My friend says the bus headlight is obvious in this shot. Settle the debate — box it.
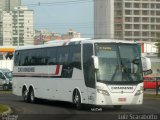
[97,89,110,96]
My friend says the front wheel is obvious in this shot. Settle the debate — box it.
[3,84,9,91]
[73,90,82,110]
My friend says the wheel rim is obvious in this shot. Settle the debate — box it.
[74,91,81,108]
[30,91,34,102]
[23,90,28,101]
[3,85,8,90]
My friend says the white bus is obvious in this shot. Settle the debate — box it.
[13,39,151,109]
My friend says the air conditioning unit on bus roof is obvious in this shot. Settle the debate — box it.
[46,38,91,45]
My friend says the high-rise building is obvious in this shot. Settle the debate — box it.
[94,0,160,42]
[0,6,34,46]
[0,11,13,46]
[0,0,21,12]
[12,6,34,46]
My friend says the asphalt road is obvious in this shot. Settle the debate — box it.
[0,91,160,120]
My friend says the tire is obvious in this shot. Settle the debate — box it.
[29,88,36,103]
[3,84,9,91]
[114,105,122,110]
[22,88,30,102]
[73,90,82,110]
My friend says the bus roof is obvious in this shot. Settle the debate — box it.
[15,38,138,51]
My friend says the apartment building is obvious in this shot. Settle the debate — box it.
[12,6,34,46]
[0,0,21,12]
[0,6,34,46]
[0,11,13,46]
[94,0,160,42]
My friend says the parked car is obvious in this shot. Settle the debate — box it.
[0,69,12,90]
[144,76,160,90]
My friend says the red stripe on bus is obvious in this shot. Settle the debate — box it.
[55,65,61,75]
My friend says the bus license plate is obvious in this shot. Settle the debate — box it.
[118,98,126,102]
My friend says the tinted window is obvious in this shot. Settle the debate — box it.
[14,51,20,66]
[69,45,81,69]
[83,44,95,88]
[57,47,69,65]
[47,47,57,65]
[27,49,47,66]
[19,50,28,66]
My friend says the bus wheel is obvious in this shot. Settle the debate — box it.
[114,105,122,110]
[73,90,82,110]
[29,88,36,103]
[22,88,29,102]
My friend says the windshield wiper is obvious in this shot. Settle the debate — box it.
[111,65,119,81]
[121,62,134,81]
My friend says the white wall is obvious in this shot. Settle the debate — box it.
[0,60,13,71]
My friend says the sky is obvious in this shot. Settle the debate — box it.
[21,0,94,37]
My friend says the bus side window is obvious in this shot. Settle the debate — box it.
[57,47,70,78]
[83,44,95,88]
[57,47,69,65]
[14,51,20,66]
[69,45,81,69]
[47,47,57,65]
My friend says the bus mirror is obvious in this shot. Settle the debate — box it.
[92,56,99,70]
[141,56,151,72]
[143,69,152,76]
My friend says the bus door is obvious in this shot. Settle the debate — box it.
[83,44,96,104]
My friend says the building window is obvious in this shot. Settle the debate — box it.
[142,25,149,29]
[142,3,148,8]
[151,4,155,8]
[142,17,149,22]
[151,25,155,29]
[125,31,132,36]
[142,11,148,15]
[156,25,160,30]
[142,32,148,36]
[125,17,132,22]
[151,11,155,16]
[134,10,140,15]
[134,25,140,29]
[134,32,140,36]
[151,18,155,22]
[156,4,160,8]
[156,18,160,22]
[134,3,140,8]
[156,11,160,16]
[125,10,132,15]
[125,3,132,8]
[134,17,140,22]
[125,24,132,29]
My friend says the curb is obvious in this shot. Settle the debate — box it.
[0,105,13,117]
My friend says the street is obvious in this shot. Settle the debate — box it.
[0,91,160,120]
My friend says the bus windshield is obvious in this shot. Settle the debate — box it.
[95,43,143,84]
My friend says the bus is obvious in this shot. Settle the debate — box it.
[13,39,151,109]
